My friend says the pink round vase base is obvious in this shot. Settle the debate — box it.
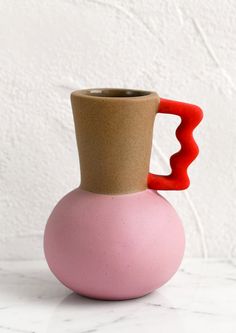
[44,188,185,300]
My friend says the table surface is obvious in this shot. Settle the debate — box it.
[0,259,235,333]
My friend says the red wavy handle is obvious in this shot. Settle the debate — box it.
[148,98,203,190]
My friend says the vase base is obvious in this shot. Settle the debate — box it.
[75,290,154,301]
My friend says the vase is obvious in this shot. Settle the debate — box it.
[44,88,203,300]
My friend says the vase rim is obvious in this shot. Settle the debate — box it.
[71,88,158,101]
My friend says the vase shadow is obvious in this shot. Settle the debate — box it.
[46,290,184,332]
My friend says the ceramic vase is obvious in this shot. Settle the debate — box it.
[44,88,203,300]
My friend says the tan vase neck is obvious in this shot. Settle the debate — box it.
[71,88,159,194]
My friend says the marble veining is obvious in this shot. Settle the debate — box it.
[0,259,235,332]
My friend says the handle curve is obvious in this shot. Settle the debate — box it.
[148,98,203,190]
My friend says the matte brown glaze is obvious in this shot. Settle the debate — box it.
[71,88,159,194]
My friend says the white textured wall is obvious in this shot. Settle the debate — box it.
[0,0,235,259]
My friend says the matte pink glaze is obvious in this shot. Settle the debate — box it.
[44,188,185,300]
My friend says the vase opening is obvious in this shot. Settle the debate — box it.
[80,88,152,98]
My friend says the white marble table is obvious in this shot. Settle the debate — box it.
[0,259,235,333]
